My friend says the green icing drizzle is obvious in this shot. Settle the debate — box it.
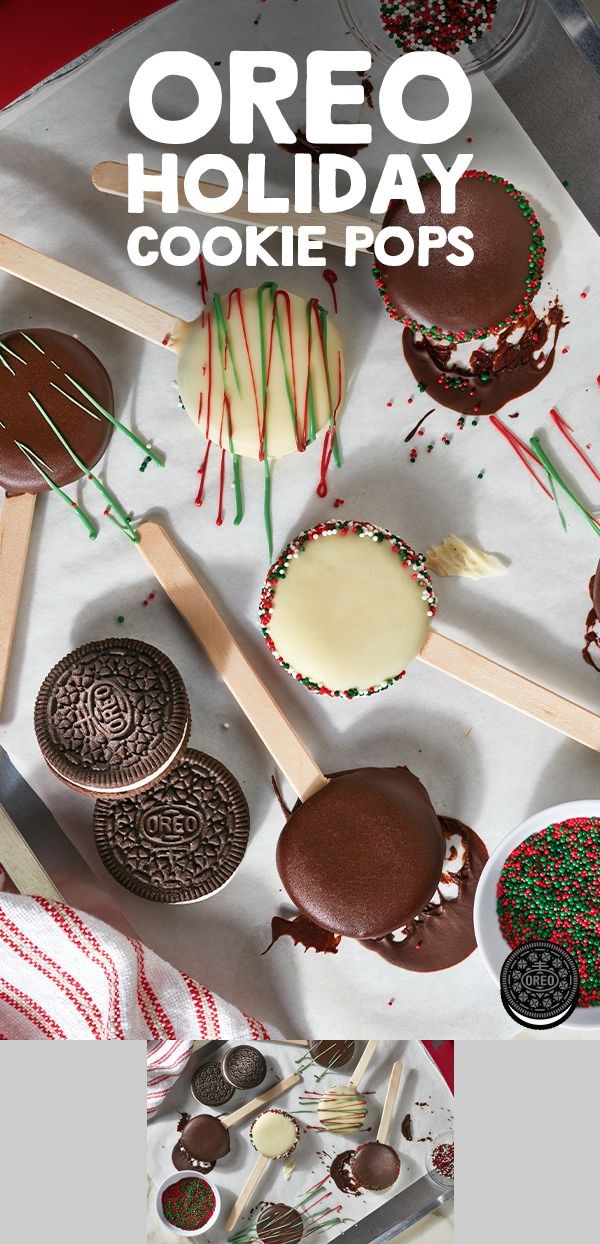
[28,393,139,542]
[530,435,600,538]
[58,375,164,468]
[213,302,243,526]
[15,441,97,539]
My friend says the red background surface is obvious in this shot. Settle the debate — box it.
[0,0,174,110]
[422,1040,454,1093]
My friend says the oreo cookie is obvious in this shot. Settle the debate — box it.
[192,1062,235,1107]
[93,748,250,903]
[222,1045,267,1090]
[35,638,190,799]
[500,940,580,1029]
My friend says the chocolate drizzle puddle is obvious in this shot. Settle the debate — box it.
[264,914,341,956]
[266,789,487,970]
[330,1150,362,1196]
[401,1113,413,1141]
[402,302,566,417]
[582,562,600,673]
[360,818,488,972]
[279,128,368,162]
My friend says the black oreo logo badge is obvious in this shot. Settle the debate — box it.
[139,804,203,847]
[500,940,580,1029]
[79,680,134,739]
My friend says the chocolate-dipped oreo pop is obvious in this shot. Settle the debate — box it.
[351,1140,400,1192]
[277,767,445,939]
[309,1041,355,1069]
[374,170,545,343]
[256,1204,304,1244]
[0,328,113,496]
[177,1112,230,1163]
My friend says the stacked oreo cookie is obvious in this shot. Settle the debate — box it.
[34,638,249,903]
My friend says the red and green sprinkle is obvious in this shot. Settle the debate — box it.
[259,519,437,699]
[431,1141,454,1181]
[162,1177,216,1231]
[497,817,600,1007]
[380,0,497,54]
[373,170,546,344]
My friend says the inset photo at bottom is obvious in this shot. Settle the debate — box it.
[147,1040,454,1243]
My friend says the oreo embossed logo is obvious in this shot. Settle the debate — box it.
[500,940,580,1029]
[79,681,133,740]
[139,805,203,847]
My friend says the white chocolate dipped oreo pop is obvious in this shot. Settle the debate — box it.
[176,286,344,461]
[260,519,437,697]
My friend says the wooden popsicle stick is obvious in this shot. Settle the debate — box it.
[278,1039,310,1046]
[0,233,178,348]
[136,521,328,802]
[223,1073,302,1129]
[377,1061,403,1145]
[420,629,600,752]
[0,802,64,901]
[349,1039,379,1090]
[92,160,378,252]
[226,1154,269,1232]
[0,492,36,712]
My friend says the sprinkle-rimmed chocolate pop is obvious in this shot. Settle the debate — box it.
[0,326,161,712]
[227,1110,301,1232]
[175,1073,301,1169]
[350,1060,403,1192]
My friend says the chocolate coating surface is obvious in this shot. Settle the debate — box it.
[352,1141,400,1191]
[171,1141,215,1174]
[594,562,600,620]
[378,174,537,337]
[256,1204,304,1244]
[309,1040,355,1068]
[179,1113,230,1161]
[277,768,445,939]
[0,329,113,495]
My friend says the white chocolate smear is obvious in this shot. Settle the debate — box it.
[426,535,507,580]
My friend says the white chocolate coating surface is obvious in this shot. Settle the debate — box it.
[316,1084,367,1133]
[250,1110,299,1159]
[265,525,432,693]
[176,287,344,460]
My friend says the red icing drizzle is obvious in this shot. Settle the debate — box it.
[227,288,264,459]
[318,352,343,498]
[195,441,211,507]
[198,254,208,306]
[323,268,338,313]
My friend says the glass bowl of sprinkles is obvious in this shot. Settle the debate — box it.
[156,1171,221,1237]
[426,1131,454,1187]
[338,0,537,74]
[474,800,600,1030]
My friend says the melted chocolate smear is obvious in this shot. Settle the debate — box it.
[405,408,435,443]
[171,1141,215,1174]
[582,565,600,673]
[402,303,567,417]
[401,1113,413,1142]
[279,129,368,163]
[272,775,291,820]
[359,818,488,971]
[331,1150,362,1196]
[357,72,375,109]
[263,914,341,956]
